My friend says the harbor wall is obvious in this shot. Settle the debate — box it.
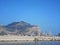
[0,35,60,41]
[0,35,34,41]
[37,36,60,41]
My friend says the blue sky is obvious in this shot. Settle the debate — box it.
[0,0,60,35]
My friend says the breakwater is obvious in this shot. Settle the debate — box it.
[0,35,60,42]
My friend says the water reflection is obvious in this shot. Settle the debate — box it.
[35,40,38,45]
[0,41,60,45]
[0,41,38,45]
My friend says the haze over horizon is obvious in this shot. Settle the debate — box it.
[0,0,60,35]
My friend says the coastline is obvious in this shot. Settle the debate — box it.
[0,35,60,42]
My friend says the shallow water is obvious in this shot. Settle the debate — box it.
[0,41,60,45]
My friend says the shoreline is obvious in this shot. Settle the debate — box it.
[0,40,60,43]
[0,35,60,42]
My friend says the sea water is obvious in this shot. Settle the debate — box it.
[0,41,60,45]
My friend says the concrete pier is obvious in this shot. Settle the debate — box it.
[0,35,60,42]
[0,35,34,41]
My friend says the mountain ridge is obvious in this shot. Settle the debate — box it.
[0,21,40,36]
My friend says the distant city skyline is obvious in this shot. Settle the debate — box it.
[0,0,60,35]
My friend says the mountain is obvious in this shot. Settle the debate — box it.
[0,25,9,35]
[5,21,32,31]
[0,21,40,36]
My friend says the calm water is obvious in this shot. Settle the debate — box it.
[0,41,60,45]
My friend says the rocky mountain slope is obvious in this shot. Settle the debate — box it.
[0,21,40,36]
